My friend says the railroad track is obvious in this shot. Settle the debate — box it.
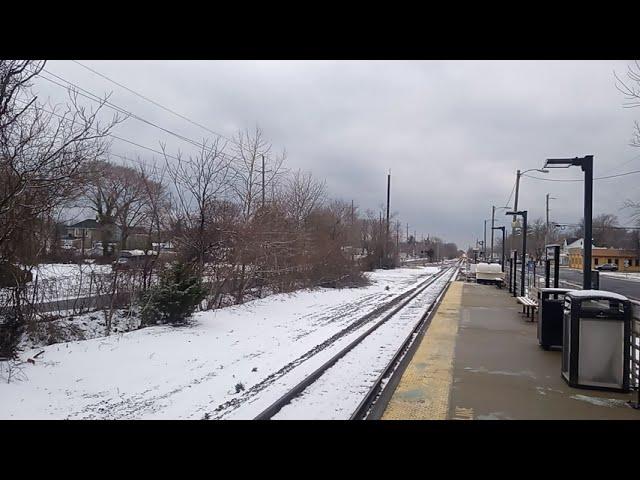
[253,263,459,420]
[208,264,457,419]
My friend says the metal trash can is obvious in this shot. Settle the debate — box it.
[537,288,573,350]
[562,290,631,392]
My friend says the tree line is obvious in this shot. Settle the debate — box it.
[0,60,460,357]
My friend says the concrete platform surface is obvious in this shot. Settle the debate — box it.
[382,281,639,420]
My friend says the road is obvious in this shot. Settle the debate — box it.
[518,265,640,301]
[513,265,640,301]
[557,268,639,301]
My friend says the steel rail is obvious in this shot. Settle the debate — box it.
[351,265,458,420]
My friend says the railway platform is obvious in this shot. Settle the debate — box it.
[381,281,639,420]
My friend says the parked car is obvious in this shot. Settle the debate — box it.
[113,250,159,270]
[596,263,618,271]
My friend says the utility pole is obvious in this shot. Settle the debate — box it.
[379,211,383,268]
[351,199,354,224]
[396,221,399,264]
[386,171,391,267]
[545,194,556,257]
[491,206,495,261]
[512,167,549,255]
[261,154,265,209]
[514,170,521,213]
[512,169,521,259]
[483,219,487,261]
[492,226,506,272]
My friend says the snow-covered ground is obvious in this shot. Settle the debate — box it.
[0,265,440,419]
[0,263,114,305]
[33,263,112,281]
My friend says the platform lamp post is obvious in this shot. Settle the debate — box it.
[491,206,511,262]
[506,210,527,297]
[512,168,548,253]
[482,219,491,261]
[544,156,593,290]
[492,226,506,272]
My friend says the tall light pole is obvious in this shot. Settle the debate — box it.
[514,168,549,212]
[491,206,510,261]
[512,168,548,252]
[506,210,528,297]
[492,226,506,272]
[544,156,594,290]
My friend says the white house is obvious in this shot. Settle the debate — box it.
[560,238,596,266]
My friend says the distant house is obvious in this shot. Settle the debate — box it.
[560,237,595,266]
[65,219,100,252]
[566,237,640,272]
[65,219,122,254]
[64,219,172,255]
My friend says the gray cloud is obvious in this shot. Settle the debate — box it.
[33,60,640,248]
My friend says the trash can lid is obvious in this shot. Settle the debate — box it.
[540,288,575,294]
[566,290,629,302]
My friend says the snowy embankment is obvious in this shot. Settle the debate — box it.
[0,265,439,419]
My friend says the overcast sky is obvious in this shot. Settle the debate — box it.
[32,60,640,248]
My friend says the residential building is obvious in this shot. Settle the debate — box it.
[65,219,100,252]
[568,242,640,272]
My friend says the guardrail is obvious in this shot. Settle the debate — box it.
[506,263,640,406]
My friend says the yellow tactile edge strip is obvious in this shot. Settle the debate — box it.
[381,281,463,420]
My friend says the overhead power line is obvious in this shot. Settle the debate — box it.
[71,60,233,144]
[552,222,640,230]
[524,169,640,182]
[37,68,237,163]
[11,96,187,175]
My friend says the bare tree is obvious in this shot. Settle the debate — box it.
[615,61,640,148]
[228,127,287,303]
[163,138,233,273]
[615,62,640,222]
[1,61,122,259]
[0,60,123,356]
[574,214,621,247]
[83,160,157,254]
[230,126,285,221]
[283,169,326,228]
